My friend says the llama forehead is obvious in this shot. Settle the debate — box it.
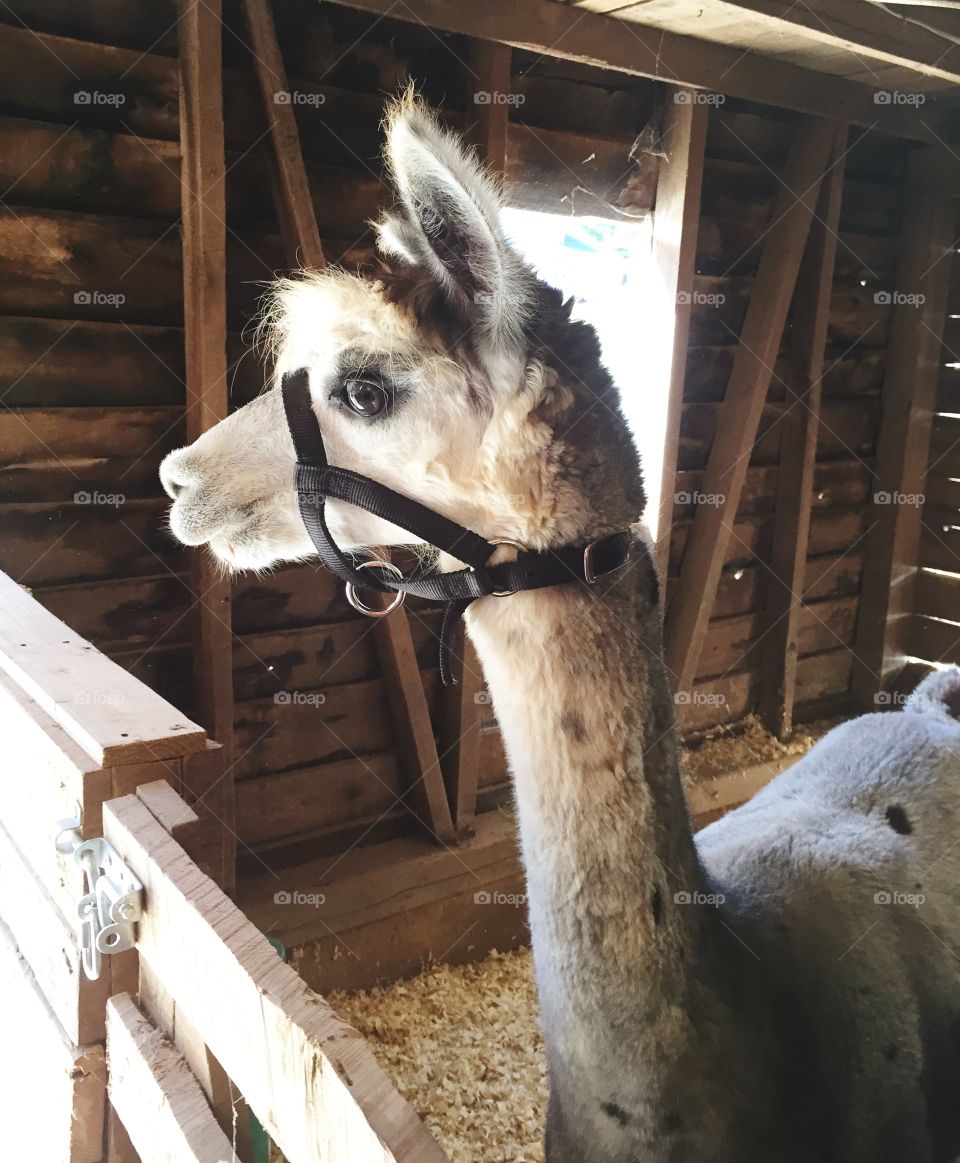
[270,271,418,373]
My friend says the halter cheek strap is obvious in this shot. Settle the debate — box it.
[281,368,634,685]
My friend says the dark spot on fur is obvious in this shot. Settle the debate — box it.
[602,1102,630,1126]
[651,886,663,926]
[663,1112,684,1132]
[885,805,912,835]
[559,709,587,744]
[884,1045,898,1061]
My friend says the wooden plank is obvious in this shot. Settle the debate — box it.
[331,0,941,141]
[761,124,847,739]
[0,921,106,1163]
[238,809,525,994]
[107,992,236,1163]
[438,638,484,836]
[685,755,795,819]
[851,148,958,705]
[103,793,450,1163]
[654,89,709,591]
[235,752,405,849]
[912,612,960,667]
[178,0,237,885]
[663,117,837,693]
[0,569,205,765]
[242,0,326,269]
[139,959,255,1163]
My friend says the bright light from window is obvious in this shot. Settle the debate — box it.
[502,207,673,539]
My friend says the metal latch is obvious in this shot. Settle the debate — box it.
[56,818,144,981]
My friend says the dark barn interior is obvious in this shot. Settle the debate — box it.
[1,0,959,1158]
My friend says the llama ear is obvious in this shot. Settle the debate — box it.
[377,93,531,347]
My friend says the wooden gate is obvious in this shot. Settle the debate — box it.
[0,569,449,1162]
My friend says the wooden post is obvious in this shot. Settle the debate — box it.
[653,91,709,595]
[178,0,237,879]
[663,116,836,694]
[464,39,512,173]
[242,0,325,269]
[760,124,847,739]
[851,147,958,707]
[244,1,455,843]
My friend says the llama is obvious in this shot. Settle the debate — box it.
[160,95,960,1162]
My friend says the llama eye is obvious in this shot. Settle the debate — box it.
[342,378,389,418]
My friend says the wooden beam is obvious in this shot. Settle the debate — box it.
[0,569,205,766]
[851,147,958,707]
[663,117,837,694]
[575,0,960,88]
[760,124,848,740]
[242,0,325,269]
[246,19,455,845]
[374,611,456,844]
[107,993,235,1163]
[463,40,512,174]
[438,640,484,837]
[654,91,709,594]
[103,793,450,1163]
[331,0,942,141]
[179,0,237,785]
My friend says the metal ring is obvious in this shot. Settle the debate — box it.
[345,557,406,618]
[487,538,526,598]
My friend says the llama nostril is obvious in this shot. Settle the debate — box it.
[159,451,196,501]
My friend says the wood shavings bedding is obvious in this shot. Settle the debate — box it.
[321,722,838,1161]
[331,949,547,1162]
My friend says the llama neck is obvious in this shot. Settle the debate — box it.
[466,549,747,1147]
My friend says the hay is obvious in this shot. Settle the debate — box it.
[331,949,547,1162]
[680,713,840,783]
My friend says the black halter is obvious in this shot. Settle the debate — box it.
[281,369,633,685]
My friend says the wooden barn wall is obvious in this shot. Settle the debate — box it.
[667,102,908,734]
[0,0,913,859]
[911,240,960,668]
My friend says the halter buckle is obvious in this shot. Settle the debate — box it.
[345,557,406,618]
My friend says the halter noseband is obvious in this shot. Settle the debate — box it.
[281,368,634,685]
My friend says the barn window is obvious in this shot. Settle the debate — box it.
[501,207,673,539]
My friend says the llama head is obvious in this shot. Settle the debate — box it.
[160,93,644,573]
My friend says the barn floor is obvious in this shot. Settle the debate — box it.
[331,948,546,1163]
[326,716,841,1162]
